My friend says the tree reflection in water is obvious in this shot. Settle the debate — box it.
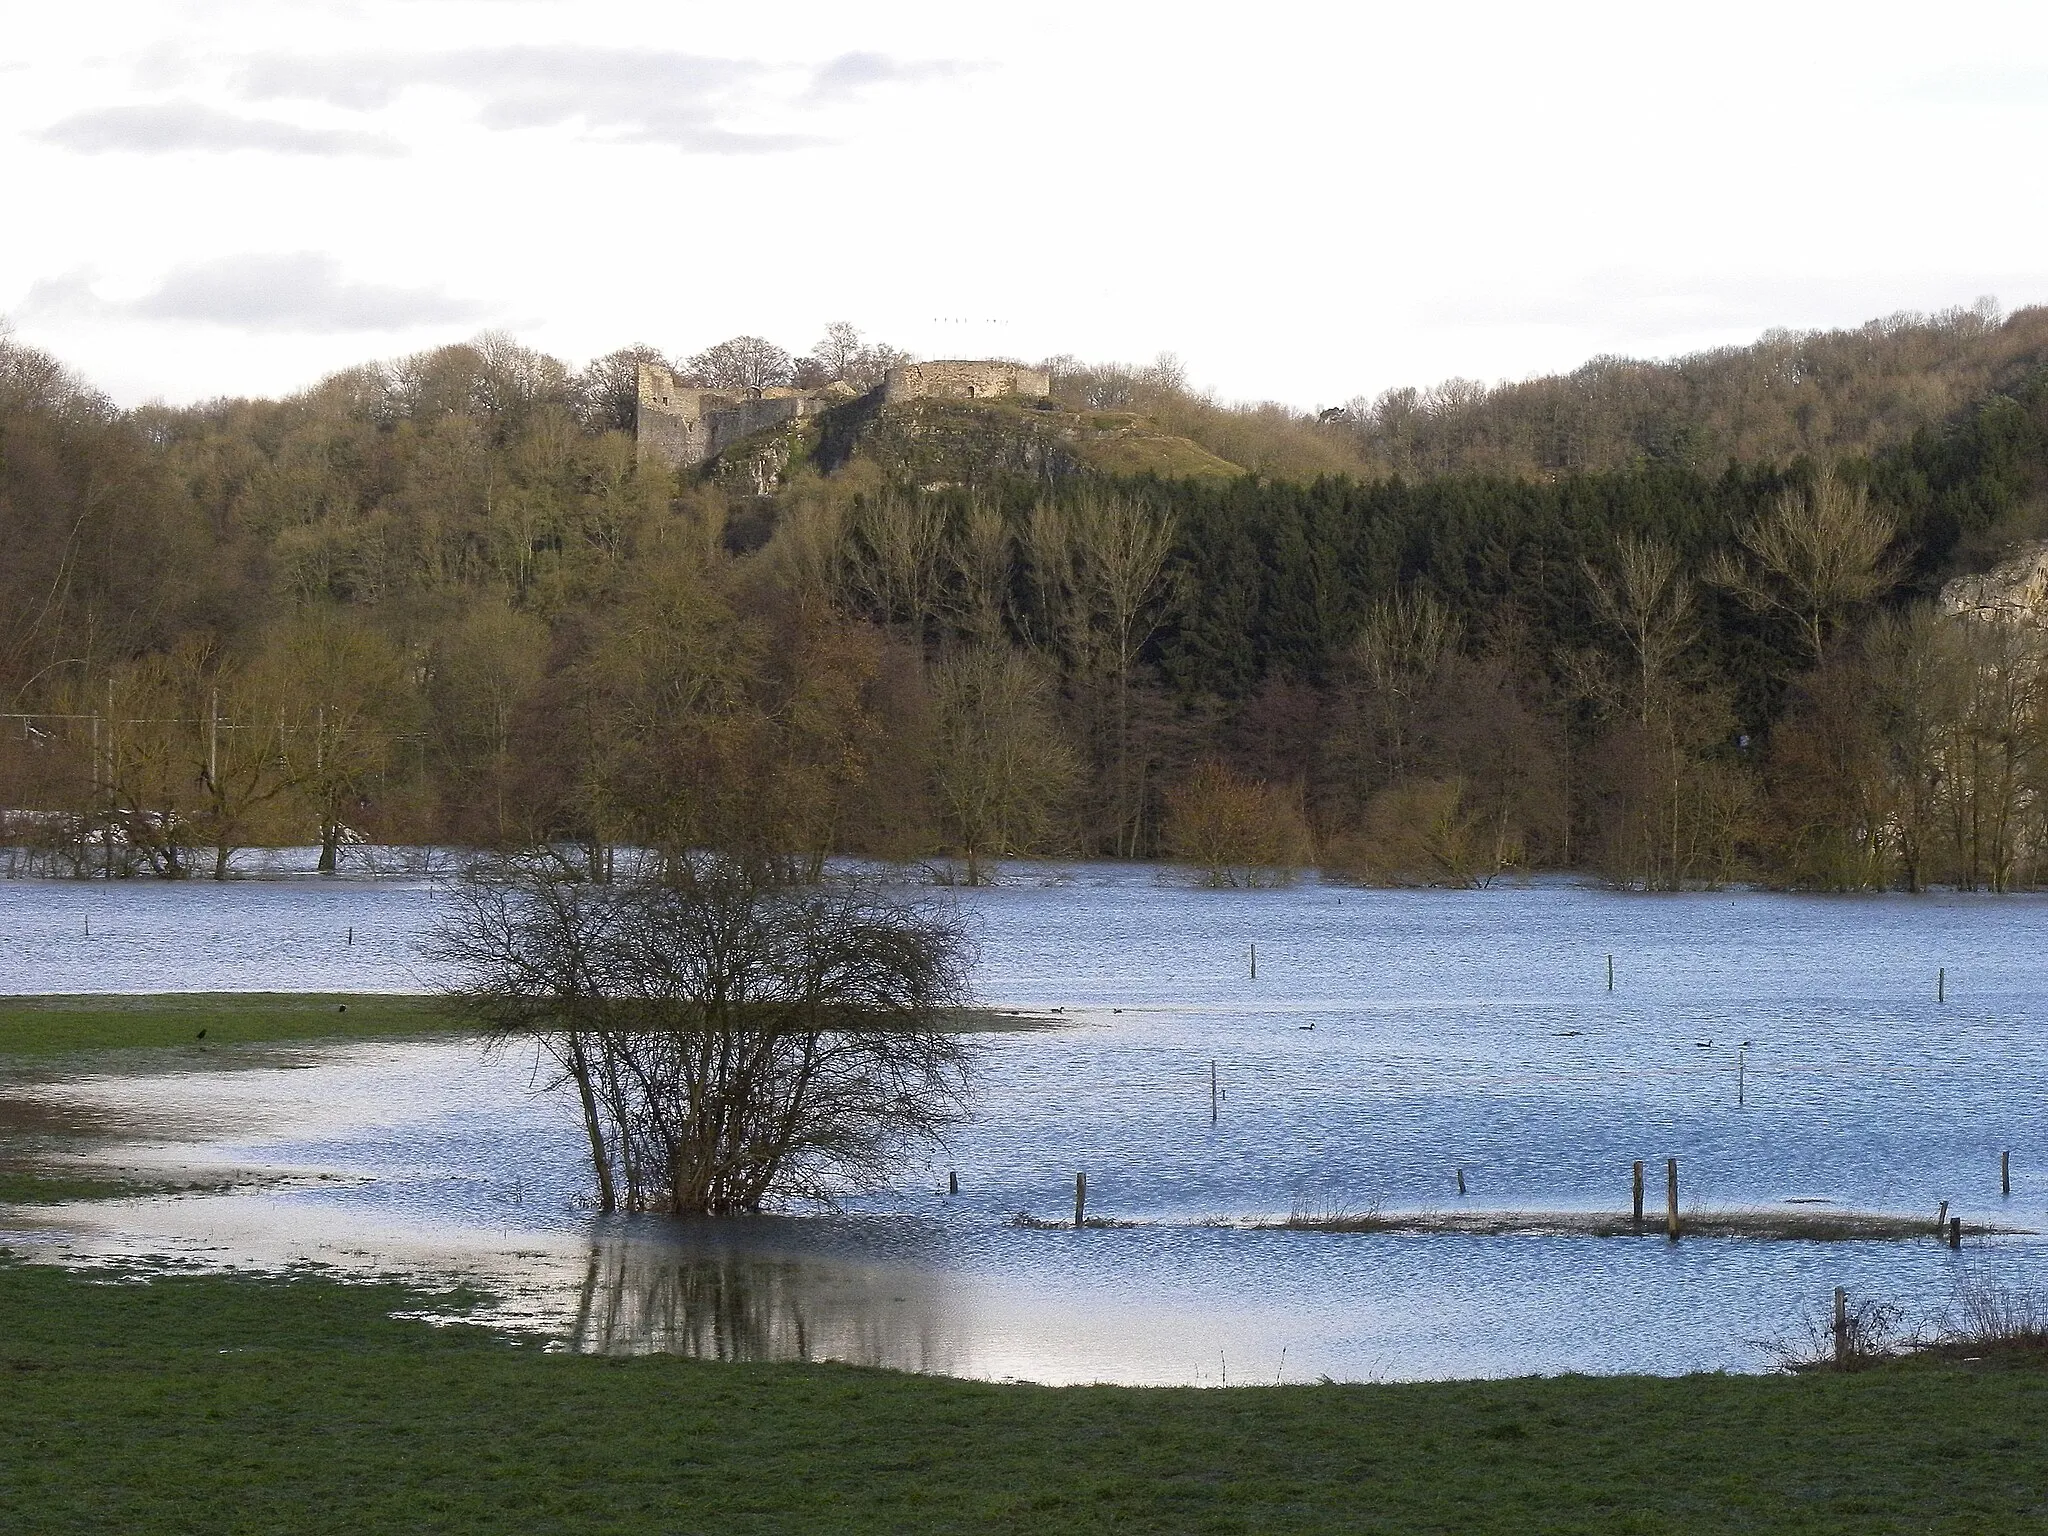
[568,1232,960,1374]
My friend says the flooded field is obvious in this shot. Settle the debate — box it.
[4,863,2047,1383]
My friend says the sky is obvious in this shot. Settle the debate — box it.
[4,0,2048,410]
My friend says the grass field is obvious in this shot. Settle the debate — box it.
[0,995,1050,1057]
[0,992,458,1056]
[1,1257,2045,1534]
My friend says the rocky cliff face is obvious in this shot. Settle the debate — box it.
[701,395,1243,496]
[1940,542,2048,627]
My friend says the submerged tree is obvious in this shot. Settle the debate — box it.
[1162,760,1311,887]
[431,858,976,1215]
[928,644,1077,883]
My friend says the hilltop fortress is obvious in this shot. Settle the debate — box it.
[635,358,1051,470]
[881,360,1051,403]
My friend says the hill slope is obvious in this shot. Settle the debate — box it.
[1334,302,2048,479]
[705,394,1244,496]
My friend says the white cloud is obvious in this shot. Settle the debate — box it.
[39,101,403,156]
[801,51,971,104]
[21,255,487,333]
[16,270,108,322]
[225,45,967,150]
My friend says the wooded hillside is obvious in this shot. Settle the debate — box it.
[5,305,2048,888]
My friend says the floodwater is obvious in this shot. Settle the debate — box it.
[4,861,2048,1384]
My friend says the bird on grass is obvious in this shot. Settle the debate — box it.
[195,1028,206,1040]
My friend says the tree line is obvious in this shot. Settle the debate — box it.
[5,316,2048,888]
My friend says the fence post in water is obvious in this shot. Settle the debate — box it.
[1210,1060,1219,1124]
[1075,1171,1087,1229]
[1938,967,1945,1004]
[1949,1216,1963,1250]
[948,1170,957,1196]
[1250,943,1257,981]
[1833,1286,1849,1366]
[2003,1150,2011,1197]
[1607,954,1614,992]
[347,926,353,946]
[1633,1161,1645,1231]
[1666,1158,1680,1241]
[1456,1167,1466,1196]
[1938,1200,1948,1239]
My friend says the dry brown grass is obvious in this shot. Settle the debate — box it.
[1231,1205,2025,1243]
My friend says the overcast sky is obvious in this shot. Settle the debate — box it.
[5,0,2048,409]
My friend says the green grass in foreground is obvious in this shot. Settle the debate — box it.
[0,996,1044,1057]
[0,993,457,1056]
[1,1259,2045,1533]
[0,1171,231,1204]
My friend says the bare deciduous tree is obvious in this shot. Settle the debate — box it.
[1338,776,1515,888]
[432,858,976,1216]
[849,494,948,643]
[274,613,416,873]
[1584,535,1699,725]
[1710,467,1905,665]
[685,336,795,393]
[946,500,1013,647]
[571,344,673,433]
[1348,590,1462,787]
[928,644,1077,883]
[1162,760,1310,887]
[809,322,868,385]
[1863,607,1961,891]
[1026,492,1178,856]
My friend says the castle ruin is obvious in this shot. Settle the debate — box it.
[880,360,1051,403]
[633,364,845,470]
[636,358,1051,470]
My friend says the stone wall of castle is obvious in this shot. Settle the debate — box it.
[637,359,1051,472]
[636,364,828,469]
[880,360,1050,404]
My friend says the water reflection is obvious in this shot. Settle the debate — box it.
[569,1227,958,1372]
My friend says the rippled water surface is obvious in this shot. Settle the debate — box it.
[4,864,2047,1383]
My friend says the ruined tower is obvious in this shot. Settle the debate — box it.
[880,360,1051,403]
